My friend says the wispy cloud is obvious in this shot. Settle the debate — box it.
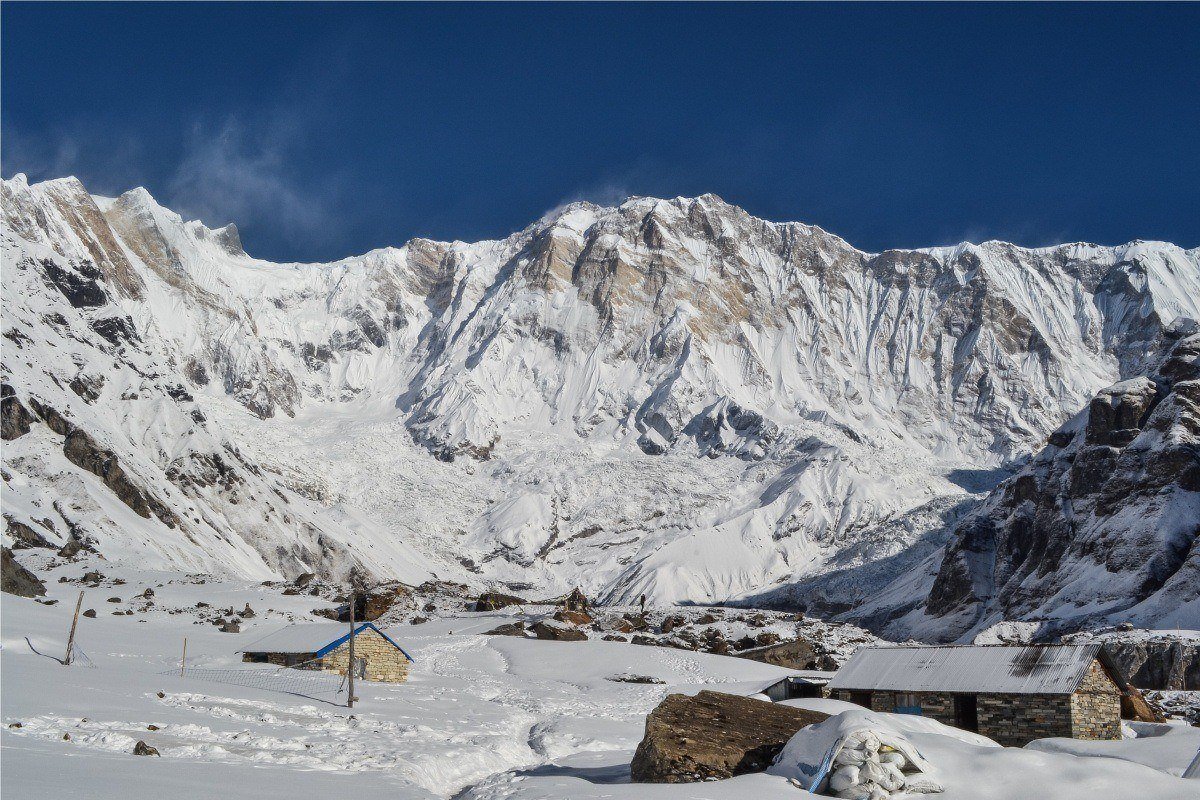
[166,116,330,246]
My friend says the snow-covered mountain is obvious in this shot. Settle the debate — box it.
[3,173,1198,632]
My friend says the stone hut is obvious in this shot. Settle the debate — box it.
[829,644,1127,746]
[240,622,414,683]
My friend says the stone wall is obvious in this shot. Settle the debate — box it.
[319,628,410,683]
[978,694,1073,746]
[1070,660,1121,740]
[836,687,1112,747]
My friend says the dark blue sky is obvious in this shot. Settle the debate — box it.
[4,3,1198,261]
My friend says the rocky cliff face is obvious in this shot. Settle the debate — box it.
[883,331,1199,640]
[2,172,1198,624]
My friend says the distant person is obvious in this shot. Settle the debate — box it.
[639,594,646,614]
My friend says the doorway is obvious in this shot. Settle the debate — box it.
[954,694,979,731]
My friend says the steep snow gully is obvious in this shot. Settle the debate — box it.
[3,173,1199,639]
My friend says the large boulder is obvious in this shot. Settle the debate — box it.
[630,690,828,783]
[736,637,839,671]
[474,591,526,612]
[531,620,587,641]
[2,547,46,597]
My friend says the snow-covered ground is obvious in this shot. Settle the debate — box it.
[4,559,1198,799]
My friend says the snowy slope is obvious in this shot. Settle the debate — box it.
[3,173,1199,621]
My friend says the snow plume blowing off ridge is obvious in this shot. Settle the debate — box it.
[2,172,1199,638]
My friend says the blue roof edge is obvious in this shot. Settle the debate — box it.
[314,622,416,663]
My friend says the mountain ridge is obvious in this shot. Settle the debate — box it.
[3,172,1198,639]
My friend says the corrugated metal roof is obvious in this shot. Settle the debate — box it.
[828,644,1107,695]
[238,622,414,661]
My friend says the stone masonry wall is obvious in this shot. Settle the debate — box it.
[978,694,1073,746]
[319,628,410,683]
[1070,660,1121,740]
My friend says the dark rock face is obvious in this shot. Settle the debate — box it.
[926,333,1200,638]
[2,547,46,597]
[474,591,526,612]
[4,517,55,550]
[630,690,828,783]
[1093,636,1200,690]
[41,258,108,308]
[1,385,34,440]
[89,315,140,347]
[483,622,528,637]
[531,621,587,641]
[62,429,179,528]
[736,637,839,671]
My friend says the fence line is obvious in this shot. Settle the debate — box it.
[162,658,348,699]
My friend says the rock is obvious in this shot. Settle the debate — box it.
[531,621,587,641]
[754,632,782,647]
[660,615,685,634]
[483,622,528,637]
[4,517,54,549]
[141,588,155,599]
[608,673,665,684]
[696,613,719,625]
[630,690,829,783]
[736,637,827,670]
[62,429,177,527]
[219,620,241,633]
[147,724,160,731]
[294,572,316,588]
[2,547,46,597]
[63,733,71,741]
[281,587,301,595]
[1,385,34,440]
[82,609,96,618]
[132,740,160,756]
[1079,634,1200,690]
[8,722,22,729]
[602,634,629,642]
[553,609,592,626]
[410,616,429,625]
[240,603,255,618]
[622,613,651,631]
[1121,687,1167,722]
[82,569,104,584]
[107,597,122,603]
[732,635,758,651]
[474,591,526,612]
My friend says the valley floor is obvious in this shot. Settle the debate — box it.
[2,561,1198,799]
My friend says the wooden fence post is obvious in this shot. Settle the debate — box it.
[64,591,84,666]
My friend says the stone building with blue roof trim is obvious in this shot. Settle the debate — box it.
[240,622,414,683]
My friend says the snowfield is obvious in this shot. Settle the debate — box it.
[3,561,1198,799]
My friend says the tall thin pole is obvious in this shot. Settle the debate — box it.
[347,589,356,709]
[180,637,188,678]
[64,591,84,666]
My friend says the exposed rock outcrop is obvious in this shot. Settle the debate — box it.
[922,333,1200,639]
[630,690,828,783]
[2,547,47,597]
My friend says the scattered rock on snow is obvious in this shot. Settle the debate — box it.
[132,740,160,756]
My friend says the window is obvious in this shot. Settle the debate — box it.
[894,693,923,715]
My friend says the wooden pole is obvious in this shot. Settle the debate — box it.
[180,637,188,678]
[64,591,84,666]
[347,589,356,709]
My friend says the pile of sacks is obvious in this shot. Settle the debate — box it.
[768,709,948,799]
[822,728,942,798]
